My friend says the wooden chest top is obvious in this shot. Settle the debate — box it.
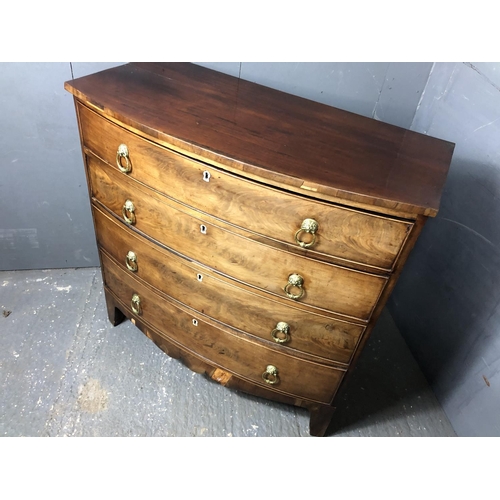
[64,62,454,218]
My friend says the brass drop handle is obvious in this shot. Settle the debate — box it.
[294,218,319,248]
[122,199,136,225]
[271,322,290,344]
[131,293,141,315]
[262,365,279,385]
[116,144,132,173]
[125,251,138,272]
[284,273,305,300]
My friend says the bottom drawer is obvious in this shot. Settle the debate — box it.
[102,254,345,404]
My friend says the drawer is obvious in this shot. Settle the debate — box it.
[95,207,365,364]
[102,255,345,404]
[88,155,387,320]
[79,103,413,271]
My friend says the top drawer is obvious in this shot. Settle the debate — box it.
[78,103,413,272]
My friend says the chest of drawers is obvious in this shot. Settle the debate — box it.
[65,62,454,436]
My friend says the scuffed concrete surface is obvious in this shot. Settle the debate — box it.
[77,378,109,413]
[0,268,456,437]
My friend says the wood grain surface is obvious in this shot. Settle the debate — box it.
[65,62,454,217]
[94,206,365,364]
[79,102,413,272]
[104,288,341,435]
[87,155,388,320]
[101,256,345,403]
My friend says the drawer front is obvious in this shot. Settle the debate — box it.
[95,207,365,364]
[88,155,387,320]
[79,103,413,271]
[102,255,345,403]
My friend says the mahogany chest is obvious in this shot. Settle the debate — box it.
[65,62,453,436]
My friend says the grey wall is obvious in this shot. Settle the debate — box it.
[387,62,500,436]
[0,63,123,271]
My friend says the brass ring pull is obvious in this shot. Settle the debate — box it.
[116,144,132,173]
[262,365,279,385]
[294,218,319,249]
[125,251,138,272]
[131,293,141,315]
[271,322,290,344]
[122,199,136,225]
[284,273,305,300]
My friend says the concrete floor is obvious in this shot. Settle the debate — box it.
[0,267,456,437]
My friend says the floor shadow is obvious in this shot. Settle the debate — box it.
[324,309,455,436]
